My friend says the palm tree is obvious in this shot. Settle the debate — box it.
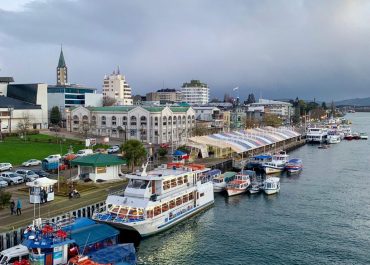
[121,139,147,171]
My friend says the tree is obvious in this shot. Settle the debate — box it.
[321,102,327,110]
[17,113,31,139]
[245,93,256,104]
[0,190,11,208]
[177,145,190,154]
[192,123,209,136]
[243,117,260,129]
[158,146,168,157]
[263,113,282,127]
[103,96,117,106]
[121,139,147,171]
[50,106,62,125]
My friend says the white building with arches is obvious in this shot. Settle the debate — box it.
[66,105,196,145]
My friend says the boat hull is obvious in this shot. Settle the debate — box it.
[264,188,280,195]
[213,183,226,193]
[263,166,284,174]
[98,201,214,238]
[226,188,247,197]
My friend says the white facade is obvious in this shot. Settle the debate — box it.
[181,80,209,105]
[248,99,293,122]
[103,70,133,105]
[66,106,196,145]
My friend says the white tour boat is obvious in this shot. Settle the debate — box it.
[360,132,368,140]
[327,134,341,144]
[262,152,289,174]
[263,177,280,195]
[306,127,328,143]
[212,171,236,193]
[92,163,214,237]
[226,170,252,197]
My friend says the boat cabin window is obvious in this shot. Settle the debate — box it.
[200,193,204,197]
[177,176,184,185]
[189,192,194,200]
[128,179,149,189]
[147,209,154,218]
[154,206,161,216]
[184,175,188,183]
[161,202,169,212]
[163,180,171,190]
[169,200,176,209]
[176,197,182,206]
[170,178,177,188]
[183,194,189,203]
[213,178,222,183]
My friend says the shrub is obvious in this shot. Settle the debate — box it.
[0,191,12,208]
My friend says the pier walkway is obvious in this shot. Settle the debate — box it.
[0,181,125,233]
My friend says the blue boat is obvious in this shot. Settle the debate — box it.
[285,158,303,174]
[246,155,272,170]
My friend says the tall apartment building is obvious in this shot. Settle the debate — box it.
[146,88,183,103]
[181,80,209,105]
[102,67,133,105]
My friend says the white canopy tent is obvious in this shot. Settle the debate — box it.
[26,177,58,203]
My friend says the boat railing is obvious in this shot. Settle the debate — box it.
[93,212,145,223]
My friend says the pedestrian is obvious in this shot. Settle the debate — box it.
[40,189,44,204]
[16,198,22,216]
[43,189,48,203]
[10,200,15,215]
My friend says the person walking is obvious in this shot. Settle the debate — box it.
[40,189,44,204]
[10,200,15,215]
[16,198,22,216]
[43,189,48,203]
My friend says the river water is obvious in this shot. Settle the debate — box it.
[136,113,370,265]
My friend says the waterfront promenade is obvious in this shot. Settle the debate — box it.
[0,181,125,233]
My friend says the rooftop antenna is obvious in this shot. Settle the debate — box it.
[117,65,120,75]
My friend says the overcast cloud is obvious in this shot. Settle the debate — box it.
[0,0,370,101]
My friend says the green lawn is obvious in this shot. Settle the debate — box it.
[0,134,85,166]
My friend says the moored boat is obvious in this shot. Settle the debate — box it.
[263,177,280,195]
[212,171,236,192]
[262,152,289,174]
[226,170,253,197]
[360,132,368,140]
[92,163,214,237]
[246,155,272,170]
[327,134,341,144]
[285,159,303,174]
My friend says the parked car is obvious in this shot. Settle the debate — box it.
[22,159,42,167]
[76,149,93,157]
[0,172,24,185]
[107,145,120,154]
[33,169,50,178]
[45,154,61,160]
[0,179,8,188]
[15,169,39,182]
[94,148,107,154]
[0,163,12,172]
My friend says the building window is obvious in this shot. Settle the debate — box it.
[140,116,147,126]
[101,116,106,126]
[130,129,136,136]
[130,116,137,126]
[154,117,158,126]
[163,116,167,126]
[122,116,127,126]
[112,116,117,126]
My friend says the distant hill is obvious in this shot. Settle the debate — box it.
[335,97,370,107]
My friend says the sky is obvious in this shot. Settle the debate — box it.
[0,0,370,101]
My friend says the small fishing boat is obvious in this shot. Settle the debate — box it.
[212,171,237,192]
[352,132,361,140]
[327,135,341,144]
[249,182,263,194]
[226,170,253,197]
[263,177,280,195]
[344,133,353,140]
[262,152,289,174]
[360,132,368,140]
[318,144,330,149]
[285,159,303,174]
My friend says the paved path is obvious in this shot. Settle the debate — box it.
[0,181,126,233]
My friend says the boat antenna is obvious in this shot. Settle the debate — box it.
[141,161,149,177]
[80,233,91,257]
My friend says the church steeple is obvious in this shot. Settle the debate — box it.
[57,45,68,85]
